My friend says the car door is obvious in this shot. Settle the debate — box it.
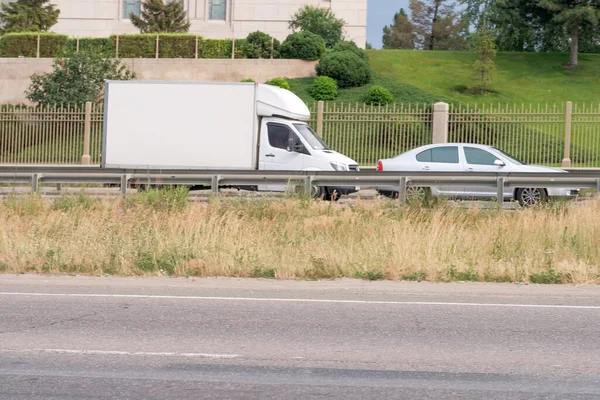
[414,145,464,197]
[462,146,512,199]
[258,122,307,192]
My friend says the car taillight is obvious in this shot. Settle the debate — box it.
[376,160,383,172]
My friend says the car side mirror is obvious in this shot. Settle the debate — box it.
[494,159,505,167]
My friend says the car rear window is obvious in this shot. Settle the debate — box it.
[417,147,459,164]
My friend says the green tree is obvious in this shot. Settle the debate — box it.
[537,0,600,66]
[410,0,468,50]
[0,0,59,34]
[382,8,416,49]
[471,21,496,94]
[130,0,190,33]
[289,5,345,48]
[26,51,135,106]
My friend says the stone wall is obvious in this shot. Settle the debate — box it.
[0,58,317,104]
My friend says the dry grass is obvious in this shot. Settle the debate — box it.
[0,190,599,284]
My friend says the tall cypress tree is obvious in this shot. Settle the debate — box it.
[130,0,191,33]
[0,0,60,34]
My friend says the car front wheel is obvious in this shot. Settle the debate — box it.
[516,188,548,207]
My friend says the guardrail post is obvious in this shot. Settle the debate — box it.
[304,176,313,197]
[562,101,573,168]
[316,101,324,138]
[432,102,449,144]
[56,183,62,191]
[81,102,92,165]
[496,177,505,205]
[36,35,40,58]
[211,175,221,196]
[596,178,600,193]
[120,174,132,195]
[398,177,407,204]
[155,35,160,59]
[31,173,42,193]
[195,35,199,59]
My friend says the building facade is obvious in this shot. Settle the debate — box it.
[10,0,367,48]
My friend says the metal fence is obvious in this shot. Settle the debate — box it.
[1,101,599,168]
[449,102,600,168]
[308,102,433,165]
[0,104,103,165]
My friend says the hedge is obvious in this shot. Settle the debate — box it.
[65,38,115,57]
[0,34,254,59]
[0,33,69,57]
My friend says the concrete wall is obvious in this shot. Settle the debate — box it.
[15,0,367,48]
[0,58,318,104]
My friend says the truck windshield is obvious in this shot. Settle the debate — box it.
[293,124,329,151]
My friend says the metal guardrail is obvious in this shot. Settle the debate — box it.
[0,166,599,204]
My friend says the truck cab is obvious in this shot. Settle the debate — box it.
[254,84,359,199]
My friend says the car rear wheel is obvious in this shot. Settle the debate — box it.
[516,188,547,207]
[406,186,430,204]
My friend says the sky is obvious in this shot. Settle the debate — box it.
[367,0,409,49]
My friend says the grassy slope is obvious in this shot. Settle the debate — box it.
[359,50,600,105]
[289,50,600,105]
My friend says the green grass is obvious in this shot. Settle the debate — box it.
[366,50,600,105]
[289,50,600,105]
[288,73,450,105]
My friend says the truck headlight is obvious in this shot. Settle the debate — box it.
[330,162,348,171]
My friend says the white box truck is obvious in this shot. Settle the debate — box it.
[102,80,359,200]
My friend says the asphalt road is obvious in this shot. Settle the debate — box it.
[1,275,600,399]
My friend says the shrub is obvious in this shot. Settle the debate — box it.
[157,34,196,58]
[315,51,371,88]
[199,38,232,58]
[266,77,291,90]
[0,32,68,57]
[332,40,368,61]
[310,76,338,100]
[280,31,326,61]
[243,31,280,59]
[112,34,155,58]
[240,78,255,82]
[366,85,394,105]
[65,37,115,57]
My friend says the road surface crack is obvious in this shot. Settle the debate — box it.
[0,311,99,335]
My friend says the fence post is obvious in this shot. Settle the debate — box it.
[432,102,449,144]
[36,35,40,58]
[115,35,119,58]
[81,102,92,165]
[155,35,160,59]
[562,101,573,168]
[316,101,324,137]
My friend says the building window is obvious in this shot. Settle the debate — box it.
[209,0,226,20]
[123,0,141,19]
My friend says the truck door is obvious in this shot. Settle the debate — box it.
[258,122,307,192]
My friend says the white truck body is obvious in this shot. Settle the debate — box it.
[102,80,359,195]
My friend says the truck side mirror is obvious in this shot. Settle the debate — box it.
[287,137,303,153]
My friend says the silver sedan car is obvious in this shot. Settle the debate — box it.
[375,143,580,207]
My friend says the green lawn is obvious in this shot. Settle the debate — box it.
[289,50,600,106]
[360,50,600,105]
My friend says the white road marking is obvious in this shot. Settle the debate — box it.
[1,291,600,310]
[1,348,240,359]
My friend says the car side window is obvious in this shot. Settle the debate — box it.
[431,146,459,163]
[416,149,432,162]
[267,124,290,150]
[464,147,499,165]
